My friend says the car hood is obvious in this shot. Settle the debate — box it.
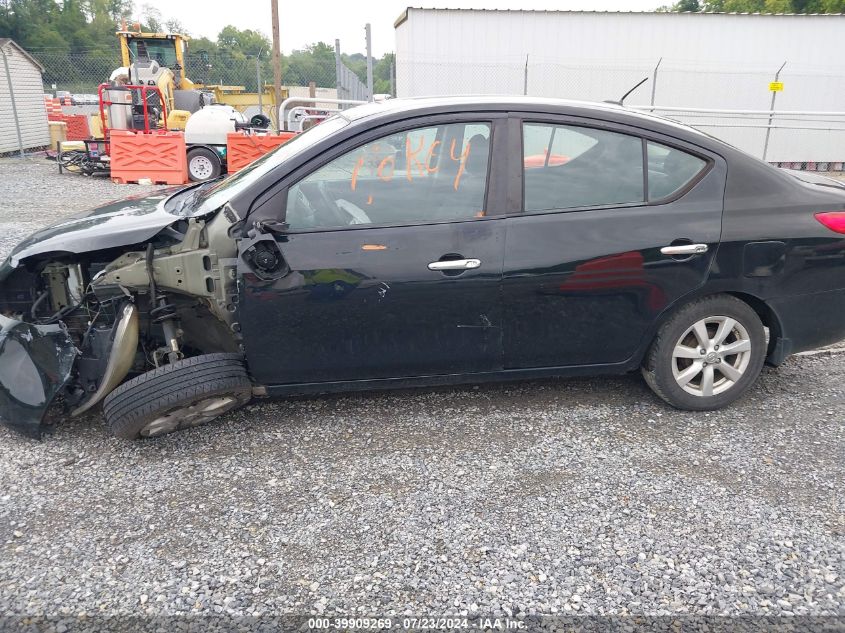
[6,186,192,267]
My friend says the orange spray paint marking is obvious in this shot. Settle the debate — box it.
[350,154,366,191]
[450,139,472,190]
[377,155,395,181]
[425,140,441,173]
[405,135,427,181]
[367,194,374,205]
[361,244,387,251]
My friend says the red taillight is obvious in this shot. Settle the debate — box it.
[814,211,845,234]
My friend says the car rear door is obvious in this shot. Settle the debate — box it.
[503,115,727,369]
[237,115,509,385]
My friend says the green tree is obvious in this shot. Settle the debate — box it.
[164,18,187,35]
[217,25,270,56]
[661,0,845,10]
[286,42,335,87]
[675,0,702,10]
[140,3,161,32]
[374,52,395,95]
[0,3,399,96]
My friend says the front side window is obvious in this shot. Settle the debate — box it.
[647,141,707,200]
[285,122,491,230]
[523,123,644,212]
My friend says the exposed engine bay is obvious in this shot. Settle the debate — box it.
[0,205,243,436]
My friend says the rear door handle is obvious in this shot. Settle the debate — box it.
[660,243,708,256]
[428,258,481,271]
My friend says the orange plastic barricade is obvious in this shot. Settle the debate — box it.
[62,115,90,141]
[226,131,295,173]
[110,130,188,185]
[44,98,89,140]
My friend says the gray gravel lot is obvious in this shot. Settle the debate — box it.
[0,157,842,621]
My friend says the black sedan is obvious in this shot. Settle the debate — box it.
[3,96,845,439]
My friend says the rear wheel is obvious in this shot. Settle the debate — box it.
[102,353,252,439]
[642,295,766,410]
[187,147,222,182]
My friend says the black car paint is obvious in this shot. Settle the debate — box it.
[0,315,77,437]
[501,116,726,369]
[230,98,845,395]
[239,113,511,384]
[3,97,845,435]
[4,187,195,267]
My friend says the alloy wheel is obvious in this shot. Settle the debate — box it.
[140,396,241,437]
[671,315,752,397]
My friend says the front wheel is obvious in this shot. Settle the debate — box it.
[102,353,253,439]
[642,295,766,410]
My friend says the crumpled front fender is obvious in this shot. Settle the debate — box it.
[0,315,77,438]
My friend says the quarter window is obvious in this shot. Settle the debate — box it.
[647,141,707,200]
[523,123,645,212]
[285,122,491,230]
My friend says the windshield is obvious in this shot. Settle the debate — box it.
[195,116,350,214]
[129,39,178,67]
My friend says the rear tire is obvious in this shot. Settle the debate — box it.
[642,295,766,410]
[102,353,252,439]
[187,147,222,182]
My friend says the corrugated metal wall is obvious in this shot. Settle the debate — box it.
[395,10,845,162]
[0,41,49,154]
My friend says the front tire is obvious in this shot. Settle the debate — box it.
[187,147,222,182]
[642,295,766,410]
[102,353,252,439]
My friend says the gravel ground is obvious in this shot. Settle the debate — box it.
[0,157,843,623]
[0,156,165,260]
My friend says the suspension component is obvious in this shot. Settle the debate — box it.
[146,243,183,365]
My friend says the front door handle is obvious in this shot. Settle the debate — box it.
[660,243,708,256]
[427,258,481,271]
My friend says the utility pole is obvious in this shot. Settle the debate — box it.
[256,49,263,118]
[271,0,283,131]
[335,39,343,104]
[365,23,374,101]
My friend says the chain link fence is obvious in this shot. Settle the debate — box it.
[19,49,845,166]
[31,49,339,97]
[396,56,845,165]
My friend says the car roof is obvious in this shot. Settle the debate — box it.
[341,95,715,145]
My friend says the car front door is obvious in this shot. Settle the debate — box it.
[238,116,508,385]
[503,117,727,369]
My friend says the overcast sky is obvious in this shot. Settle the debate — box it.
[140,0,660,57]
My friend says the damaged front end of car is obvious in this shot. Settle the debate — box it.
[0,190,244,437]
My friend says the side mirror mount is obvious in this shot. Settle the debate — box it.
[254,219,289,235]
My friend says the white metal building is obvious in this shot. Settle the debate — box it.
[394,9,845,163]
[0,39,49,155]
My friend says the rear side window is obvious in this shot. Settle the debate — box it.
[647,141,707,200]
[523,123,645,212]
